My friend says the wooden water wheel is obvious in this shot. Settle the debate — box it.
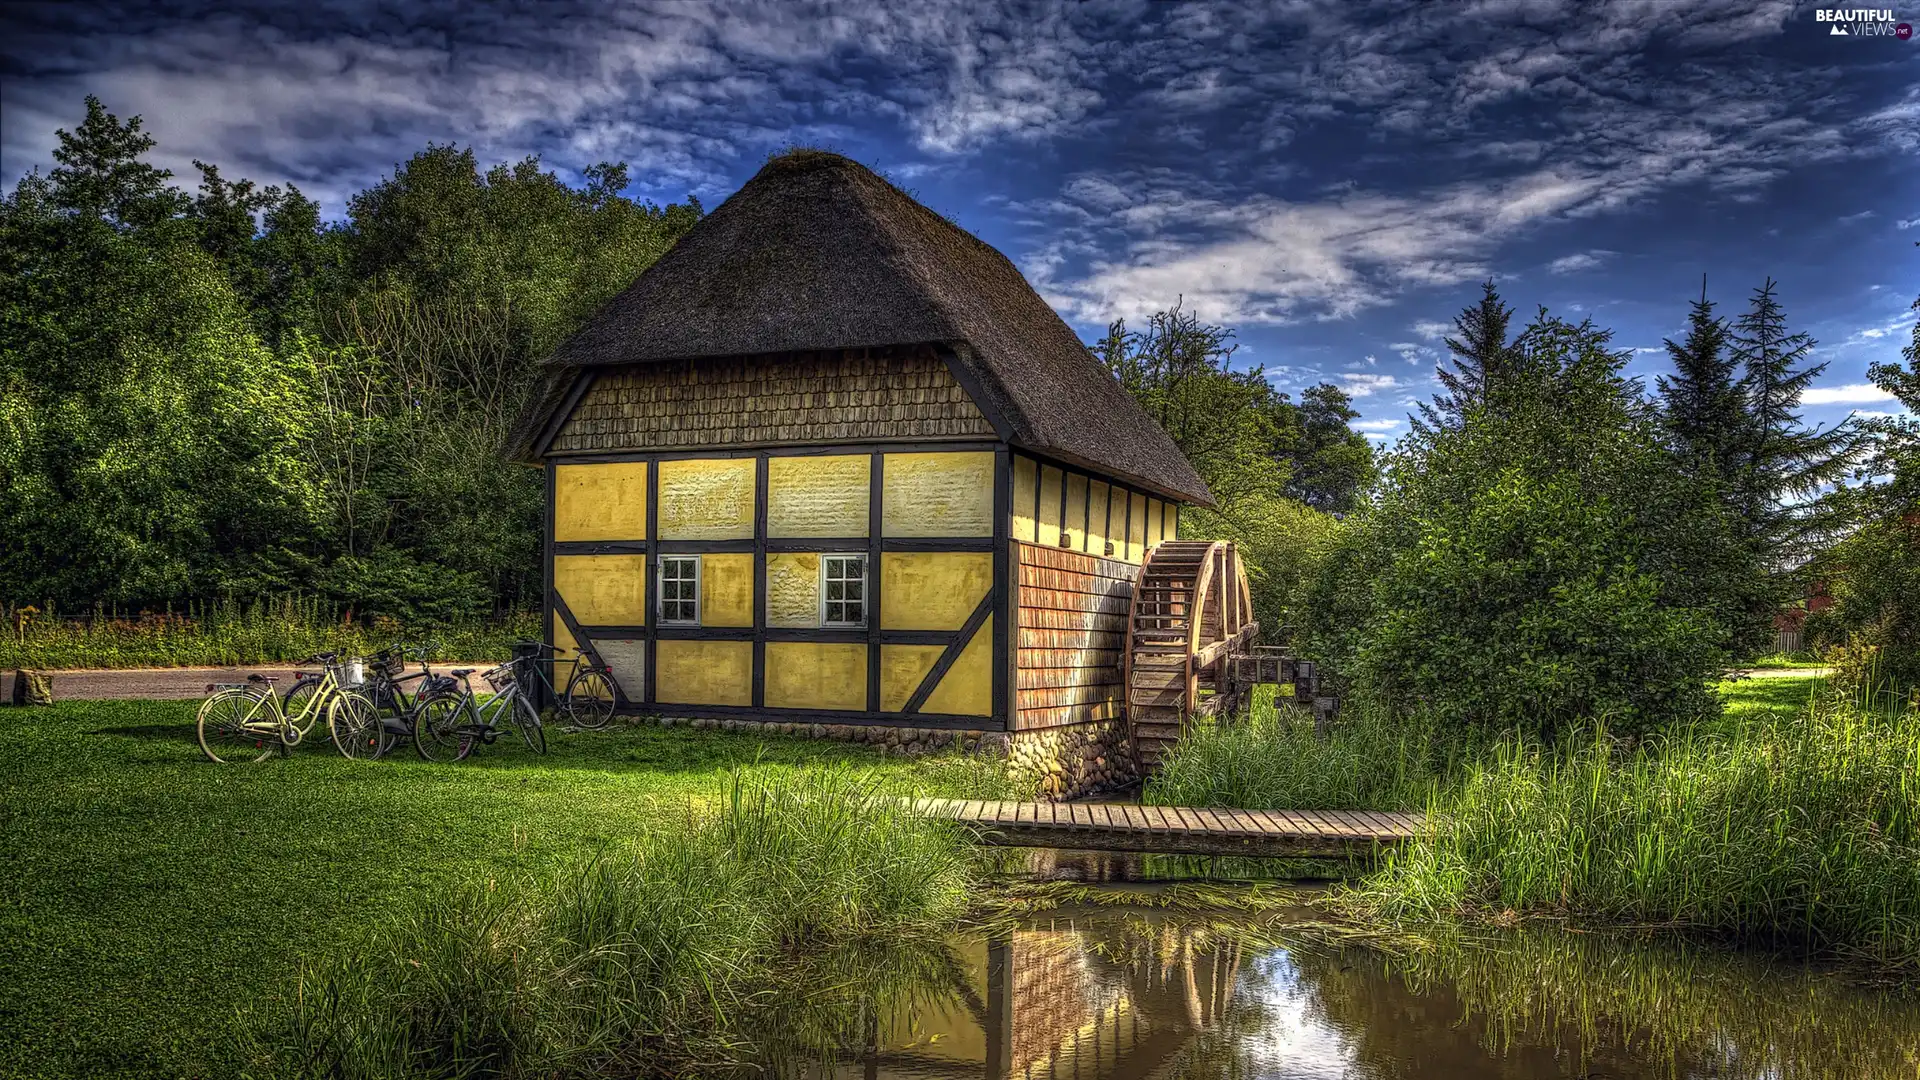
[1123,540,1260,773]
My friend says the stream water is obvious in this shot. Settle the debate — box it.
[815,851,1920,1080]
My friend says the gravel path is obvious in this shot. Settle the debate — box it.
[1724,667,1832,679]
[4,664,505,701]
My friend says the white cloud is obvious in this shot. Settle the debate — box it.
[1548,250,1613,274]
[1802,383,1895,405]
[1340,373,1402,398]
[1411,319,1451,341]
[1899,217,1920,230]
[1352,418,1401,431]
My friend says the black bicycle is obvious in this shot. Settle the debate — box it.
[412,659,547,762]
[357,645,460,758]
[515,640,618,730]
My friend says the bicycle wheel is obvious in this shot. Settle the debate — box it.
[329,692,387,761]
[281,677,323,739]
[516,694,547,755]
[413,692,475,763]
[562,668,617,730]
[198,689,282,764]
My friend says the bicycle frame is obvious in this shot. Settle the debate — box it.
[443,677,535,736]
[220,664,346,746]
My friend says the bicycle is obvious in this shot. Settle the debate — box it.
[514,640,618,730]
[357,645,458,758]
[197,654,378,763]
[411,659,548,762]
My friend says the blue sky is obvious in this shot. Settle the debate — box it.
[3,0,1916,444]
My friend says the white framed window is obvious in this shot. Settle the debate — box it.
[821,554,866,628]
[659,555,701,625]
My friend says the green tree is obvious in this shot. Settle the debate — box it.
[1807,252,1920,693]
[1287,382,1375,514]
[1418,280,1518,431]
[1094,302,1293,513]
[1656,283,1774,656]
[1,113,317,605]
[1305,309,1746,737]
[1728,279,1858,564]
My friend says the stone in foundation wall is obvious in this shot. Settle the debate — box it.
[1006,718,1138,801]
[622,713,1138,800]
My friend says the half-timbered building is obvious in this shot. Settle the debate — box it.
[506,150,1215,796]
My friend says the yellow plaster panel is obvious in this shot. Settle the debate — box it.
[554,462,649,542]
[1038,466,1063,546]
[654,640,751,707]
[768,455,868,537]
[764,641,867,710]
[1063,473,1088,552]
[658,458,755,540]
[1011,455,1038,543]
[881,452,995,537]
[1147,498,1165,548]
[1087,481,1110,559]
[766,552,822,628]
[922,616,993,717]
[1166,501,1179,541]
[880,644,944,712]
[701,552,754,628]
[553,554,648,625]
[880,552,992,630]
[1128,492,1148,562]
[552,617,581,660]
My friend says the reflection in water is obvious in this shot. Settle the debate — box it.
[809,907,1920,1080]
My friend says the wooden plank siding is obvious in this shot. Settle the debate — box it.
[1011,540,1135,730]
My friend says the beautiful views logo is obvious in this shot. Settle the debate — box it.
[1815,8,1912,35]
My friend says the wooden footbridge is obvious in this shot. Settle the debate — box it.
[909,798,1424,859]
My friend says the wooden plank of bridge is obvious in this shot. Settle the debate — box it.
[904,798,1422,858]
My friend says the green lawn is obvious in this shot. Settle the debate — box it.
[0,701,993,1080]
[1714,671,1830,726]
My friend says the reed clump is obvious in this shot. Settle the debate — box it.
[1351,691,1920,967]
[256,769,976,1079]
[1145,694,1446,811]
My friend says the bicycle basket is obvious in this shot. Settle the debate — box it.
[480,664,515,692]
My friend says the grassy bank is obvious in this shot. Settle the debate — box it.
[0,701,1002,1080]
[1352,695,1920,966]
[1,597,537,669]
[1150,674,1920,968]
[263,770,977,1079]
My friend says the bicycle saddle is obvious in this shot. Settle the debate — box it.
[450,668,476,678]
[247,674,278,683]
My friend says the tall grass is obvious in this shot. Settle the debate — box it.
[253,768,977,1079]
[1145,693,1446,811]
[1,596,534,668]
[1351,691,1920,967]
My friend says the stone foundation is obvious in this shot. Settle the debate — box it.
[1006,719,1138,800]
[629,713,1138,800]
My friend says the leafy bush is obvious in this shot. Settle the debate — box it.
[1303,314,1746,738]
[1805,512,1920,697]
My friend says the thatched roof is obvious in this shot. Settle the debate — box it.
[507,150,1211,505]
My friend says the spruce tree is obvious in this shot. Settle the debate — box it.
[1657,280,1744,488]
[1419,280,1518,430]
[1728,278,1857,565]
